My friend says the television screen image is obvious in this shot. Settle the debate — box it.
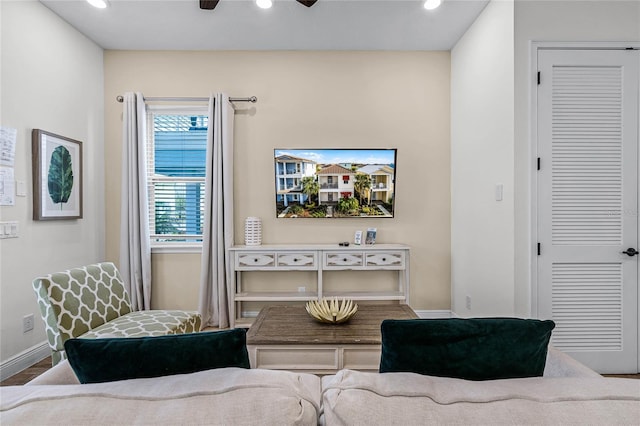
[274,148,397,218]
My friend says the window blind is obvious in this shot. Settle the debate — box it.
[146,110,208,243]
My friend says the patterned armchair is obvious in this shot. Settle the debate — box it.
[33,262,202,366]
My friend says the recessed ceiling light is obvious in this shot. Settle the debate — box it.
[256,0,273,9]
[424,0,442,10]
[87,0,109,9]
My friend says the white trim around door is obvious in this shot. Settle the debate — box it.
[529,42,640,372]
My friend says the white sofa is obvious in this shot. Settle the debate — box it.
[1,363,321,425]
[320,348,638,425]
[321,369,639,425]
[1,348,638,425]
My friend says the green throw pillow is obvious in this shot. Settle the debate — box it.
[64,329,250,384]
[379,318,555,380]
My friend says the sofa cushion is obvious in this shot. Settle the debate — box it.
[322,369,639,426]
[380,318,555,380]
[3,368,321,426]
[64,329,250,384]
[80,310,201,338]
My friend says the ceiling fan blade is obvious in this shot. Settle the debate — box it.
[200,0,220,10]
[296,0,318,7]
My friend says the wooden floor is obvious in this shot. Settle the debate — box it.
[1,357,52,386]
[603,373,640,379]
[1,355,638,386]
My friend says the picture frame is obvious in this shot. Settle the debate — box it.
[354,230,363,245]
[365,227,377,245]
[32,129,83,220]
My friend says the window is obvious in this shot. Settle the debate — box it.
[146,107,208,246]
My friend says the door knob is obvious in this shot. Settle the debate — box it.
[621,248,639,257]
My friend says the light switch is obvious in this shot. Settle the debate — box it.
[0,221,18,239]
[495,183,503,201]
[16,181,26,197]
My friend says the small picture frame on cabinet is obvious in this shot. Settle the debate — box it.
[354,230,363,245]
[365,228,377,245]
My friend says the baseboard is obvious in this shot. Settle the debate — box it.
[0,341,50,381]
[414,310,452,319]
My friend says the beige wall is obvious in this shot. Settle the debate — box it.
[451,0,514,317]
[0,1,104,365]
[104,51,451,312]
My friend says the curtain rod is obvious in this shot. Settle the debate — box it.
[115,95,257,103]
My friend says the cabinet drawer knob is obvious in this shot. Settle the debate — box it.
[254,258,258,262]
[343,258,347,262]
[382,257,387,262]
[293,258,298,262]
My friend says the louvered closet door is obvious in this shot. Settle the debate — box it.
[537,49,639,373]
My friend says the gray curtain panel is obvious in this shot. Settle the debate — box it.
[119,92,152,311]
[199,93,235,328]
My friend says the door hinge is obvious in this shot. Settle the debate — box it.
[537,71,541,85]
[537,243,541,256]
[537,157,541,171]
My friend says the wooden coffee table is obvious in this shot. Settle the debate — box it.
[246,304,418,373]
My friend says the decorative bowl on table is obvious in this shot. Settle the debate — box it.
[305,298,358,324]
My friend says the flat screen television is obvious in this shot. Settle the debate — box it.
[274,148,397,218]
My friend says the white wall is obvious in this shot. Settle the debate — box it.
[513,0,640,316]
[0,1,105,367]
[452,0,640,319]
[451,0,514,316]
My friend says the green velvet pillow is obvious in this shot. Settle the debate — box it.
[380,318,555,380]
[64,329,250,384]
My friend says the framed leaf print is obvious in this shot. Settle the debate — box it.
[32,129,83,220]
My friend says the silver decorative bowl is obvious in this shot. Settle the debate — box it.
[305,298,358,324]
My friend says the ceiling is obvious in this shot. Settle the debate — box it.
[40,0,489,51]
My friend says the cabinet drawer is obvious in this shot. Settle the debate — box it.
[276,252,316,268]
[251,346,339,370]
[343,346,382,370]
[324,252,364,268]
[236,252,275,269]
[365,251,405,268]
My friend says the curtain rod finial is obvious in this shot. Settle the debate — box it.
[116,95,124,103]
[249,96,257,103]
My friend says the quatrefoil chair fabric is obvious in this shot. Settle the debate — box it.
[33,262,202,366]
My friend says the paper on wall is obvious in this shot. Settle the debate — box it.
[0,127,17,167]
[0,166,15,206]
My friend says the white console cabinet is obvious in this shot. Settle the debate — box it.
[228,244,410,327]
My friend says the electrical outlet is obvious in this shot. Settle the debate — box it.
[465,295,472,310]
[297,286,306,293]
[23,314,34,333]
